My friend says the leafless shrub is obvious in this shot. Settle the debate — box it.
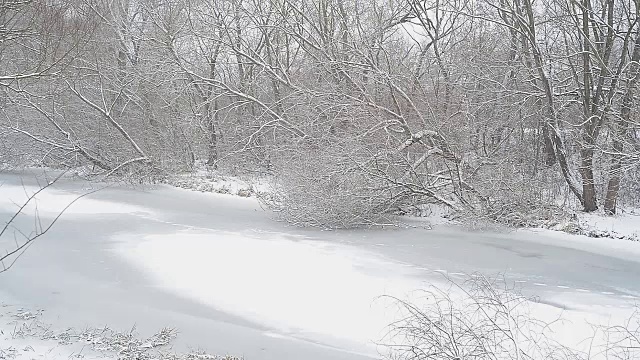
[381,275,579,360]
[468,202,576,231]
[594,309,640,360]
[262,141,401,229]
[381,275,640,360]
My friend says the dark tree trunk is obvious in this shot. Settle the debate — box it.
[205,101,218,168]
[604,30,640,215]
[580,146,598,212]
[206,129,218,168]
[604,131,623,214]
[542,123,557,166]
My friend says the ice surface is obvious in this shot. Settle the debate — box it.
[116,227,639,358]
[115,229,432,356]
[1,170,639,359]
[0,184,151,217]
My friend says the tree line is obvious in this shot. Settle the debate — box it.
[2,0,639,227]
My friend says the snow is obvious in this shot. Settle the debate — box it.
[114,229,431,356]
[0,305,101,360]
[0,184,152,217]
[0,304,235,360]
[576,211,640,241]
[0,339,90,360]
[527,296,637,356]
[398,204,455,228]
[1,170,639,359]
[515,227,640,263]
[382,290,635,358]
[166,167,270,198]
[114,226,638,359]
[163,167,639,247]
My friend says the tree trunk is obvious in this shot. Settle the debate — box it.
[205,101,218,168]
[206,128,218,168]
[580,146,598,211]
[604,30,640,214]
[604,127,623,214]
[542,123,556,166]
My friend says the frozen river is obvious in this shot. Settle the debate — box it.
[0,170,638,359]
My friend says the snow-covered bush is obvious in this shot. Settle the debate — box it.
[262,141,400,229]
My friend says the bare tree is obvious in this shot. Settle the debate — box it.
[0,172,99,273]
[2,0,639,227]
[484,0,640,213]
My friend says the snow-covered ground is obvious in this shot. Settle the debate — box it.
[0,305,116,360]
[0,170,639,359]
[0,304,235,360]
[576,210,640,241]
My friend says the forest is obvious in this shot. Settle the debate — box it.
[2,0,639,228]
